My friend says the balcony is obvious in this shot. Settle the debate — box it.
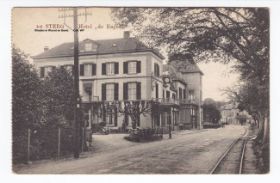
[152,98,179,106]
[179,98,199,105]
[81,96,99,103]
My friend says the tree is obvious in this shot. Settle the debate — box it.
[12,46,44,130]
[103,101,152,129]
[42,67,76,128]
[112,8,268,80]
[224,78,268,139]
[12,46,44,163]
[202,98,221,124]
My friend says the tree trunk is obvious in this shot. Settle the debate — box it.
[256,112,264,143]
[132,121,137,129]
[262,112,269,145]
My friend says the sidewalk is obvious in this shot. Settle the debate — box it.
[243,126,261,174]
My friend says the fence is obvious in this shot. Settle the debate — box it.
[13,127,90,164]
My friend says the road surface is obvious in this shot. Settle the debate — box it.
[14,125,246,174]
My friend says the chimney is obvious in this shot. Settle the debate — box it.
[123,31,130,39]
[44,46,49,52]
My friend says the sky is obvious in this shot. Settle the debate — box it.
[12,7,239,102]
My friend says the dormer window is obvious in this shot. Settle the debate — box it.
[85,43,93,51]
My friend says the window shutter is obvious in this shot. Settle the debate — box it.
[183,89,186,99]
[166,91,170,98]
[154,63,159,77]
[102,84,106,101]
[136,82,141,100]
[136,61,141,73]
[123,62,128,74]
[80,64,84,76]
[123,83,128,100]
[158,65,160,77]
[154,63,157,76]
[92,64,96,75]
[114,111,118,126]
[102,63,106,75]
[40,67,44,78]
[115,62,119,74]
[154,64,160,77]
[114,83,119,100]
[155,83,159,98]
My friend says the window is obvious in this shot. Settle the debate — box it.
[166,91,170,98]
[102,83,118,101]
[128,83,137,100]
[103,108,118,126]
[85,43,92,51]
[106,84,115,101]
[106,63,115,75]
[189,90,195,100]
[191,107,196,116]
[40,66,54,78]
[84,64,92,76]
[102,62,118,75]
[106,108,113,125]
[128,61,137,74]
[45,67,53,76]
[124,61,141,74]
[80,64,96,76]
[124,82,141,100]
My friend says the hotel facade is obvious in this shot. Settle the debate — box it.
[33,32,203,131]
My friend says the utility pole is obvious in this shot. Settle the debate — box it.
[58,7,92,159]
[73,7,80,159]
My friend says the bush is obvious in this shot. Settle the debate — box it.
[124,128,163,142]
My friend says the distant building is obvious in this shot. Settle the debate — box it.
[220,102,252,125]
[33,31,203,131]
[220,103,239,124]
[166,58,203,129]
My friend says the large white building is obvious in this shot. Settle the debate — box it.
[33,31,203,131]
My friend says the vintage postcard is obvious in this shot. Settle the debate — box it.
[11,6,269,174]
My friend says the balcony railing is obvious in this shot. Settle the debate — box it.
[81,96,99,103]
[152,98,199,106]
[179,98,199,105]
[152,98,180,105]
[81,96,199,105]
